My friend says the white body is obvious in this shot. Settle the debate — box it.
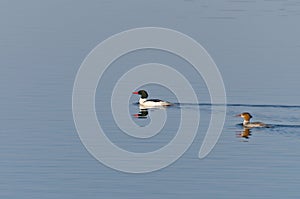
[139,98,171,108]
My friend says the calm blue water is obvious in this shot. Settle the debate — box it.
[1,1,300,198]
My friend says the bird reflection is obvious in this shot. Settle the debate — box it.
[236,127,252,140]
[133,108,149,119]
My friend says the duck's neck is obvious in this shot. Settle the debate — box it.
[139,98,147,104]
[243,120,250,125]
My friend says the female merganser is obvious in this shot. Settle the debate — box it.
[236,112,269,128]
[132,90,172,108]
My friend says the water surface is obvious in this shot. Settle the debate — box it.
[1,1,300,198]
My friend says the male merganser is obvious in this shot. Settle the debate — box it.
[236,112,269,128]
[132,90,172,108]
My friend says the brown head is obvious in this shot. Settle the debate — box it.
[237,112,252,121]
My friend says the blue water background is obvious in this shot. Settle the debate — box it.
[1,1,300,198]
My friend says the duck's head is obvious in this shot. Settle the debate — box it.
[132,90,148,99]
[236,112,252,121]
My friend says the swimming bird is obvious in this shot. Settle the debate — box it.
[236,112,269,128]
[132,90,172,108]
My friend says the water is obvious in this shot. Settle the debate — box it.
[1,1,300,198]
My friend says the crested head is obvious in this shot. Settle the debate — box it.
[239,112,252,121]
[136,90,148,98]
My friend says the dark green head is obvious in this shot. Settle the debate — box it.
[133,90,148,98]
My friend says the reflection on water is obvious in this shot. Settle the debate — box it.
[2,0,300,198]
[132,103,300,142]
[236,127,252,140]
[133,108,149,119]
[232,104,300,142]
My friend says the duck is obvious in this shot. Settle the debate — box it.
[236,112,270,128]
[132,90,172,108]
